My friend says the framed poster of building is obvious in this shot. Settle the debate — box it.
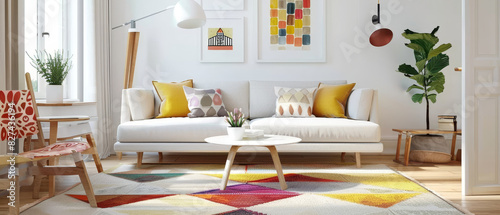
[201,17,245,63]
[256,0,326,62]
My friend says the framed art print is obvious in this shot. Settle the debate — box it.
[256,0,326,62]
[201,0,245,11]
[201,17,245,62]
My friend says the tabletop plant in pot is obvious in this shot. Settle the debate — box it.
[225,108,246,140]
[28,50,72,103]
[396,26,453,163]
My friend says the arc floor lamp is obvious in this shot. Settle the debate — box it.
[112,0,206,89]
[112,0,206,159]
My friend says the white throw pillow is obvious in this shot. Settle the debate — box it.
[346,88,374,120]
[126,88,155,121]
[274,87,316,117]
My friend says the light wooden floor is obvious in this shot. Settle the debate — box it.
[2,152,500,214]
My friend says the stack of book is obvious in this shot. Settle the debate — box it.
[438,115,457,131]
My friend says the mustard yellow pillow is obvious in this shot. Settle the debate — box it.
[153,79,193,118]
[313,83,356,118]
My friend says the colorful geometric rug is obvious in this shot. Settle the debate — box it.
[22,164,469,215]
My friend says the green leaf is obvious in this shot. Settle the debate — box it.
[428,43,452,60]
[403,29,419,35]
[398,64,419,75]
[412,39,434,59]
[430,26,440,36]
[412,94,424,104]
[402,33,438,46]
[426,53,450,74]
[428,72,446,93]
[406,84,424,92]
[416,60,426,72]
[428,94,437,103]
[410,74,425,86]
[405,43,425,54]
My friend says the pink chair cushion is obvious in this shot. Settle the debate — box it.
[19,142,90,159]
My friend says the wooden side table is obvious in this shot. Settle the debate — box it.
[392,129,462,166]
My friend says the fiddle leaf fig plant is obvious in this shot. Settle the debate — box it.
[397,26,452,130]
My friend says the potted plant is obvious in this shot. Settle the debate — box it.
[396,26,453,163]
[27,50,72,103]
[397,26,451,130]
[225,108,246,140]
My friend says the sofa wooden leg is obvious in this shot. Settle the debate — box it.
[137,152,143,168]
[158,152,163,162]
[341,152,346,162]
[355,152,361,168]
[117,152,123,160]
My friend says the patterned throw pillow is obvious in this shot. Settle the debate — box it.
[183,86,228,118]
[274,87,316,117]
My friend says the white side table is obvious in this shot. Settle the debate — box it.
[205,135,301,190]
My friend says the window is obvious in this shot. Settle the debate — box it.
[24,0,83,101]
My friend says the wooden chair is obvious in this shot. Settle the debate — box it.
[0,90,98,215]
[24,73,103,196]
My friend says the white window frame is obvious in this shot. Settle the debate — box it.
[25,0,84,101]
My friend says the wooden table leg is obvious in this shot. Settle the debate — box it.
[404,134,413,166]
[394,133,402,162]
[48,121,58,197]
[267,146,288,190]
[451,132,457,160]
[221,146,240,190]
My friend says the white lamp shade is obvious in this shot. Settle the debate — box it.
[174,0,206,29]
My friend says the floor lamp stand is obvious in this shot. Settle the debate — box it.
[117,31,140,160]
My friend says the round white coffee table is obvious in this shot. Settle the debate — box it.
[205,135,301,190]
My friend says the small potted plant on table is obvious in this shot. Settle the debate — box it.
[28,50,72,103]
[225,108,246,140]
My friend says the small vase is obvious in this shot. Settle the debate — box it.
[46,85,63,103]
[227,127,245,141]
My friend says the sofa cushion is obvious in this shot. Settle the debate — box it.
[125,88,155,121]
[183,86,228,118]
[193,81,250,117]
[249,80,347,119]
[153,79,193,118]
[313,83,356,118]
[346,88,374,120]
[274,87,316,117]
[249,117,380,142]
[117,117,228,143]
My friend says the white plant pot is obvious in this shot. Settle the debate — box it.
[227,127,245,141]
[46,85,63,103]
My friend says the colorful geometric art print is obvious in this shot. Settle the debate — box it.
[270,0,311,50]
[208,28,233,50]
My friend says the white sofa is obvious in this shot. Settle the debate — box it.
[115,80,383,167]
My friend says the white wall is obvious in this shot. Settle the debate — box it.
[110,0,462,153]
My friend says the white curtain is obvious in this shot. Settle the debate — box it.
[88,0,113,158]
[1,0,21,155]
[0,0,20,91]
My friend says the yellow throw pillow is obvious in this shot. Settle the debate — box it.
[313,83,356,118]
[153,79,193,118]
